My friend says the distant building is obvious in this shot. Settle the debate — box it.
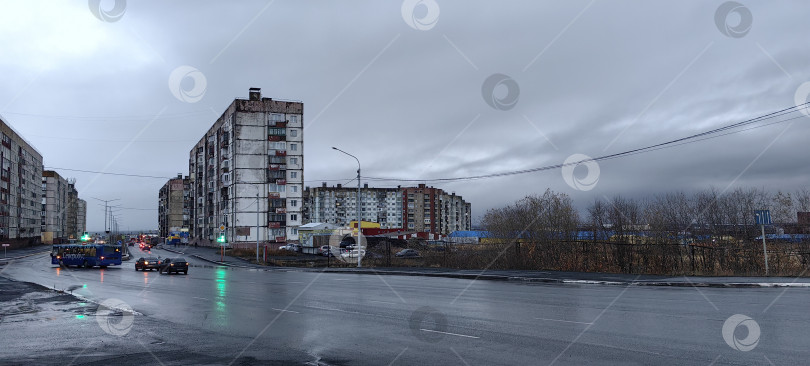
[0,117,44,243]
[66,180,79,239]
[303,183,471,235]
[76,199,87,236]
[303,183,403,229]
[159,174,190,237]
[189,88,304,244]
[41,170,68,244]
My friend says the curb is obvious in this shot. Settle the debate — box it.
[189,254,254,269]
[130,248,810,288]
[314,269,810,288]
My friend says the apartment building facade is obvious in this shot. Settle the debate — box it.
[0,118,43,242]
[66,180,79,239]
[303,183,404,229]
[158,174,190,237]
[189,88,303,244]
[303,183,471,235]
[41,170,68,244]
[76,199,87,237]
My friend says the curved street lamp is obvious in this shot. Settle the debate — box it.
[332,147,362,268]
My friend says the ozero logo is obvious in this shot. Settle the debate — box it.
[409,306,448,342]
[481,73,520,111]
[722,314,761,352]
[561,154,600,192]
[714,1,753,38]
[64,254,85,260]
[793,81,810,117]
[168,66,207,103]
[88,0,126,23]
[401,0,440,31]
[96,298,135,337]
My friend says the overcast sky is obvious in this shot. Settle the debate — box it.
[1,1,809,232]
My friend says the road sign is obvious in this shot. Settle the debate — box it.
[754,210,771,275]
[219,225,226,231]
[1,244,9,247]
[754,210,772,225]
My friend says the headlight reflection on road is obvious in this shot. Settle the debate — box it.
[214,268,228,326]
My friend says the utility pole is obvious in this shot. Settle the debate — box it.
[256,190,260,263]
[91,197,119,240]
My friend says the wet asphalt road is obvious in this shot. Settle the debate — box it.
[0,246,809,365]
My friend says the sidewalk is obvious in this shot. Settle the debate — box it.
[156,244,274,270]
[152,244,810,288]
[0,245,51,263]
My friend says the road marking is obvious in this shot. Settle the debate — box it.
[535,317,593,325]
[192,297,209,301]
[419,329,479,339]
[370,300,397,305]
[333,278,351,281]
[271,308,300,314]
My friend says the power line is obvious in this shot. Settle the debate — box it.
[45,167,174,179]
[2,110,213,121]
[42,103,808,185]
[364,103,809,183]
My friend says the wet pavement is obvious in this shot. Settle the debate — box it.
[0,245,809,365]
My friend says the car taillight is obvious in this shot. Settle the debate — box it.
[144,261,149,265]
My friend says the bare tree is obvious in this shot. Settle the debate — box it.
[795,187,810,213]
[772,190,795,224]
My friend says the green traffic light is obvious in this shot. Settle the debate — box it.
[217,235,226,243]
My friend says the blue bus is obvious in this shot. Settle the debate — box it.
[50,244,123,268]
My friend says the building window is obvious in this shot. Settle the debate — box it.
[290,157,298,165]
[290,143,298,151]
[289,129,298,137]
[291,214,297,221]
[290,200,297,207]
[290,171,298,179]
[291,186,298,193]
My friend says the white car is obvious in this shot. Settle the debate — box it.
[280,244,300,252]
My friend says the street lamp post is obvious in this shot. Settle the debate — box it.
[332,147,362,268]
[256,189,260,263]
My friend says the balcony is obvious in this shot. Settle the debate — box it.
[268,164,286,170]
[276,179,286,185]
[274,150,287,157]
[268,135,286,142]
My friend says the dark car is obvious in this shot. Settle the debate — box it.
[395,249,420,258]
[159,257,189,275]
[135,257,161,271]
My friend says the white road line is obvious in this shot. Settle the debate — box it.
[535,317,593,325]
[271,308,300,314]
[192,297,209,301]
[420,329,479,339]
[370,300,397,305]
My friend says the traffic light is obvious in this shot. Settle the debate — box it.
[217,234,226,243]
[81,232,90,242]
